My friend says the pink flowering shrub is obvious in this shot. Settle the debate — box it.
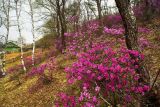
[56,44,150,106]
[65,21,100,56]
[28,64,47,77]
[103,27,124,35]
[65,15,150,57]
[103,27,150,36]
[8,64,23,74]
[8,54,44,75]
[28,57,56,78]
[28,57,57,93]
[133,0,160,19]
[133,3,145,19]
[102,14,122,27]
[8,50,56,74]
[81,20,100,33]
[139,37,150,49]
[65,32,86,55]
[55,93,76,107]
[138,27,151,33]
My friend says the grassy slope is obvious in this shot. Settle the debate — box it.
[0,18,160,107]
[0,55,76,107]
[142,18,160,81]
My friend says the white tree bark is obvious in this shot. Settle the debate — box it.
[28,0,35,66]
[15,0,26,72]
[1,0,11,73]
[0,51,6,76]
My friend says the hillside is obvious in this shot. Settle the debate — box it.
[0,0,160,106]
[0,16,160,106]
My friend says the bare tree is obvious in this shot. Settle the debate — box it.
[1,0,11,42]
[28,0,36,66]
[56,0,67,52]
[35,0,67,53]
[14,0,26,72]
[83,0,97,21]
[0,0,11,74]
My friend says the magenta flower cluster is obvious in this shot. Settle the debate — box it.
[80,20,100,33]
[8,50,56,74]
[65,21,100,56]
[139,37,150,49]
[103,14,122,26]
[28,64,47,76]
[138,27,151,33]
[27,57,56,77]
[103,27,124,35]
[8,53,44,74]
[103,27,150,35]
[55,93,76,107]
[57,44,150,106]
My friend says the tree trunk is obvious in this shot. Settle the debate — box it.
[0,52,6,78]
[56,0,66,53]
[61,0,67,51]
[15,1,26,72]
[115,0,152,106]
[76,0,81,31]
[28,0,36,66]
[96,0,102,20]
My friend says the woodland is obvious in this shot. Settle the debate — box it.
[0,0,160,106]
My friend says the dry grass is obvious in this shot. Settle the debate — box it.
[0,54,77,107]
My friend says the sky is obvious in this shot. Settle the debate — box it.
[0,0,115,44]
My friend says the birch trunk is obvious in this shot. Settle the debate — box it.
[0,57,3,77]
[2,0,11,73]
[15,0,26,72]
[28,0,35,66]
[0,52,5,77]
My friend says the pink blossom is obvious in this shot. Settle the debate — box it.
[95,86,100,92]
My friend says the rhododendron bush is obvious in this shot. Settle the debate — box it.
[65,21,101,55]
[28,57,56,79]
[8,50,56,74]
[55,9,153,106]
[134,0,160,19]
[103,26,150,35]
[65,26,150,57]
[55,44,150,106]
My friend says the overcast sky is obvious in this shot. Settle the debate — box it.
[0,0,115,44]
